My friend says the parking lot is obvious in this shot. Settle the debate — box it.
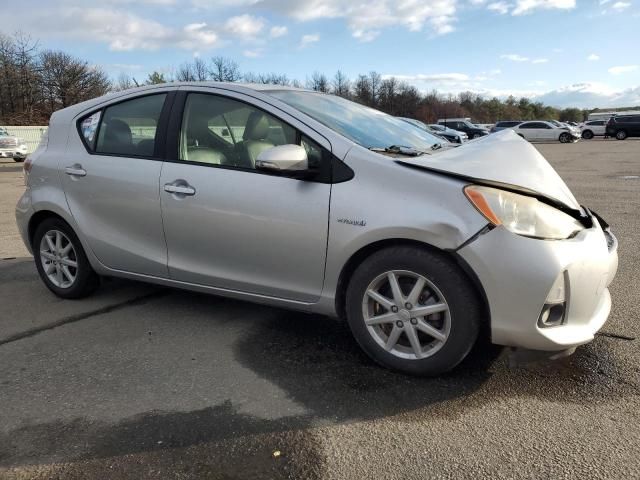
[0,138,639,479]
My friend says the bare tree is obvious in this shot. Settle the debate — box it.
[38,50,110,116]
[368,71,382,107]
[353,74,372,106]
[210,56,241,82]
[112,73,139,91]
[244,72,291,85]
[307,71,329,93]
[331,70,351,98]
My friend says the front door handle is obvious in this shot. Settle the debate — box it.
[65,165,87,177]
[164,182,196,196]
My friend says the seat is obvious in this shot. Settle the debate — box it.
[137,139,155,156]
[238,112,275,168]
[101,119,133,155]
[186,147,227,164]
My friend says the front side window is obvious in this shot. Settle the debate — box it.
[267,90,444,152]
[179,93,296,168]
[96,94,167,157]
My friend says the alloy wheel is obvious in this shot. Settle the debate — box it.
[39,229,78,288]
[362,270,451,360]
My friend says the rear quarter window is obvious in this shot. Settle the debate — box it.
[79,111,102,150]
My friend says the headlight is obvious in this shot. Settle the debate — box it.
[464,185,584,240]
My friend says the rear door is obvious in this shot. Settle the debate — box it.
[629,115,640,135]
[63,91,174,277]
[159,88,331,302]
[518,122,537,140]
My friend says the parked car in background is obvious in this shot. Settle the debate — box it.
[548,120,581,137]
[437,118,488,139]
[606,114,640,140]
[15,83,617,376]
[426,123,468,143]
[0,128,28,162]
[579,120,607,139]
[510,121,580,143]
[490,121,523,133]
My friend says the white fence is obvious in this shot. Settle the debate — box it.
[3,126,48,154]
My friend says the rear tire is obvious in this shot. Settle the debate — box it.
[345,246,481,376]
[581,130,594,140]
[615,130,627,140]
[13,157,25,163]
[33,218,99,299]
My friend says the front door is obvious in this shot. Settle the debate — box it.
[63,92,172,277]
[159,90,331,302]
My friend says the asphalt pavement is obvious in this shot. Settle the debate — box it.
[0,139,638,479]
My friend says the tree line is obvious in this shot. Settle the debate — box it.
[0,32,614,126]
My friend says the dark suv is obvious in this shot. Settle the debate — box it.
[490,121,523,133]
[606,115,640,140]
[437,120,488,139]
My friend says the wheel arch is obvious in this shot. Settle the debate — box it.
[28,210,69,249]
[334,238,491,340]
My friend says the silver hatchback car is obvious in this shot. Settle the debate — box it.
[16,83,618,375]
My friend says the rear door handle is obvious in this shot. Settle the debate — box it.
[164,183,196,196]
[65,165,87,177]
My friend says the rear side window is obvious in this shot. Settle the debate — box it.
[95,94,167,157]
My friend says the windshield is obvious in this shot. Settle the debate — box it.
[267,90,445,151]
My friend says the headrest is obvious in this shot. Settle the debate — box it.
[243,111,270,141]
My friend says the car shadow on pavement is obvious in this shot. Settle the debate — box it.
[232,311,501,423]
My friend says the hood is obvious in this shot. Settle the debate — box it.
[397,129,580,209]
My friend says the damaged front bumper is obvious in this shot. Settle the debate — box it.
[458,211,618,352]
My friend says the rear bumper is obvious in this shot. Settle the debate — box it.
[459,215,617,351]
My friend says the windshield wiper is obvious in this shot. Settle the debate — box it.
[369,145,430,156]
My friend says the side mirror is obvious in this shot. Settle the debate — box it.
[255,144,309,173]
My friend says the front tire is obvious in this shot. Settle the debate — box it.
[13,157,25,163]
[616,130,627,140]
[581,130,594,140]
[345,246,481,376]
[559,132,571,143]
[33,218,99,299]
[472,133,482,139]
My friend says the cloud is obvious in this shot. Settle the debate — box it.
[243,49,262,57]
[387,73,471,83]
[256,0,458,40]
[587,53,600,61]
[10,6,221,51]
[269,25,288,37]
[299,34,320,48]
[534,83,640,108]
[224,14,265,38]
[501,54,549,64]
[487,1,511,13]
[608,65,639,75]
[512,0,576,15]
[612,1,631,9]
[501,54,529,62]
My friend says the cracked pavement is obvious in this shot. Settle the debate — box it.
[0,140,639,479]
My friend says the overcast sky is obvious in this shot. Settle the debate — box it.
[3,0,639,108]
